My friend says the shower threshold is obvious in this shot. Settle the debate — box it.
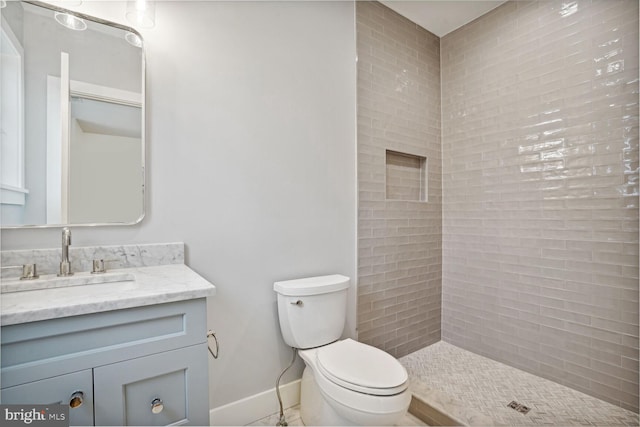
[399,341,639,426]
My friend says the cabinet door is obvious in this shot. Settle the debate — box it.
[1,369,94,426]
[93,344,209,426]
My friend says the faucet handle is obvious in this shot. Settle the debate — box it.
[21,263,39,280]
[1,264,39,280]
[92,259,106,274]
[91,259,117,274]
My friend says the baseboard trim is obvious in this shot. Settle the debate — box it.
[209,379,301,426]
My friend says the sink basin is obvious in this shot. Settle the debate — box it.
[0,271,135,294]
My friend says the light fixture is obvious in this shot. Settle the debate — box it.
[125,32,143,48]
[0,1,6,8]
[126,0,156,29]
[54,11,87,31]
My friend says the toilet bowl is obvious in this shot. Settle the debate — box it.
[299,339,411,426]
[273,275,411,426]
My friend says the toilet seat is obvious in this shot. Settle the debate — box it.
[316,339,408,396]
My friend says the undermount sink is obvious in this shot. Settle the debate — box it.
[1,271,135,294]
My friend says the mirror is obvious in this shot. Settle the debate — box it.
[1,1,145,228]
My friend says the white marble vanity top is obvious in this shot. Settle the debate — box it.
[1,263,216,326]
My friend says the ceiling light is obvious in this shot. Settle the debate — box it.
[54,12,87,31]
[126,0,155,29]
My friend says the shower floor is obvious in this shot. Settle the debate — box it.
[400,341,639,426]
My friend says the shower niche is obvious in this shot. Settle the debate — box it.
[385,150,428,202]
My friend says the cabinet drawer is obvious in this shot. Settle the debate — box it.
[94,344,209,426]
[1,369,94,426]
[1,299,206,388]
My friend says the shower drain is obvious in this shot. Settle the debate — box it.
[507,401,531,414]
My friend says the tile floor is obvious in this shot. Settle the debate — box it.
[249,341,639,426]
[400,341,639,426]
[248,405,427,426]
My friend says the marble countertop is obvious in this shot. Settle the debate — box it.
[1,264,216,326]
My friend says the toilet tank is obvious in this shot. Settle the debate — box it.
[274,275,349,349]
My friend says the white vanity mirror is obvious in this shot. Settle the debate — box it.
[1,0,145,228]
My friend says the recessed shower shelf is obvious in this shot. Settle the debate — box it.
[385,150,428,202]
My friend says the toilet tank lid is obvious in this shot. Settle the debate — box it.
[273,274,350,296]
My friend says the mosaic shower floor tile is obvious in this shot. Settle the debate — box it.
[400,341,639,426]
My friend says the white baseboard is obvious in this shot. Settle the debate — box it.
[209,379,301,426]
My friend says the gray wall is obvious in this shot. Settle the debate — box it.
[1,0,357,411]
[356,1,442,358]
[441,0,639,412]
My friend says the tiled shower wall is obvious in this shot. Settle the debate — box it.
[441,0,639,412]
[356,1,442,357]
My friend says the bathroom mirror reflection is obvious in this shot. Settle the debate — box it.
[0,0,145,228]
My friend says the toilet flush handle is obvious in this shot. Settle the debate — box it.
[290,300,303,306]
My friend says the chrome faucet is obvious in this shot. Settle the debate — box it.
[58,227,73,277]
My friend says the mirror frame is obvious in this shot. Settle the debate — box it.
[2,1,146,229]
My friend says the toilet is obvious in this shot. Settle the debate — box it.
[274,275,411,426]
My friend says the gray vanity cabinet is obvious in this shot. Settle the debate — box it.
[0,299,210,426]
[94,345,208,426]
[1,369,95,425]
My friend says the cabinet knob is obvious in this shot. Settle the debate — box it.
[69,391,84,408]
[151,398,164,414]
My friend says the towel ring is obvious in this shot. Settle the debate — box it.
[207,330,219,359]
